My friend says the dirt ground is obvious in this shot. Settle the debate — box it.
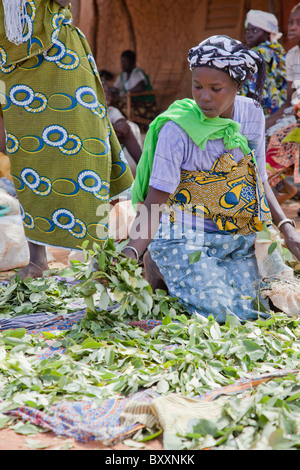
[0,200,299,450]
[0,428,164,451]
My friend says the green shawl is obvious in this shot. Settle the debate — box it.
[132,98,252,207]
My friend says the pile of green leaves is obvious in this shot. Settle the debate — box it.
[0,238,300,449]
[0,310,300,449]
[177,372,300,450]
[61,238,188,322]
[0,275,83,319]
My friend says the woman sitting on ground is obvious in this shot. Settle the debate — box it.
[121,35,300,324]
[266,101,300,204]
[111,50,157,124]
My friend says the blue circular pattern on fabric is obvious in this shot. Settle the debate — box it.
[52,208,76,230]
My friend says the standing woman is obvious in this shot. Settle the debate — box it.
[123,36,300,323]
[0,0,133,278]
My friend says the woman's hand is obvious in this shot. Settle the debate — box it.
[122,188,170,261]
[263,180,300,261]
[121,248,138,260]
[280,223,300,261]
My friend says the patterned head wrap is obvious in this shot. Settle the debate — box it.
[187,35,266,105]
[188,35,263,82]
[2,0,28,45]
[245,10,282,42]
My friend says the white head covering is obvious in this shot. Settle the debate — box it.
[245,9,282,42]
[2,0,28,45]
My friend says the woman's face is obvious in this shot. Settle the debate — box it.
[121,56,134,73]
[192,67,240,119]
[245,23,270,48]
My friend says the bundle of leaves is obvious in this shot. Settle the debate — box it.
[62,238,188,322]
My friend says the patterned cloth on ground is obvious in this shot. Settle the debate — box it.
[120,368,298,441]
[8,390,159,445]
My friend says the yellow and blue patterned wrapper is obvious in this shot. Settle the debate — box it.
[167,151,271,236]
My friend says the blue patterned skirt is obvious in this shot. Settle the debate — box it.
[149,222,270,323]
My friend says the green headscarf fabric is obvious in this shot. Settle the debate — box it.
[132,98,252,207]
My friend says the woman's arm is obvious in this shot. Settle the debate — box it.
[127,80,146,94]
[0,113,6,154]
[264,180,300,261]
[54,0,70,6]
[122,187,170,259]
[113,118,142,165]
[265,81,293,130]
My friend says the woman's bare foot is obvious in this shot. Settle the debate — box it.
[17,261,47,280]
[16,242,49,280]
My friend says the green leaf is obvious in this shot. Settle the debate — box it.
[242,339,265,361]
[189,250,202,264]
[162,315,172,325]
[98,291,111,311]
[13,423,42,435]
[0,415,10,429]
[189,418,218,437]
[139,429,163,442]
[105,348,115,366]
[25,438,51,450]
[163,433,184,450]
[268,242,278,255]
[122,439,145,448]
[81,338,102,349]
[156,379,169,393]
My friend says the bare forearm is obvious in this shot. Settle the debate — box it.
[265,103,290,129]
[0,114,6,153]
[265,81,293,130]
[264,181,300,261]
[54,0,70,7]
[263,181,288,226]
[125,187,170,258]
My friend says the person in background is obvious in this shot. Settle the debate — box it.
[0,0,133,279]
[241,9,287,118]
[266,100,300,204]
[111,50,157,124]
[102,79,142,177]
[265,3,300,135]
